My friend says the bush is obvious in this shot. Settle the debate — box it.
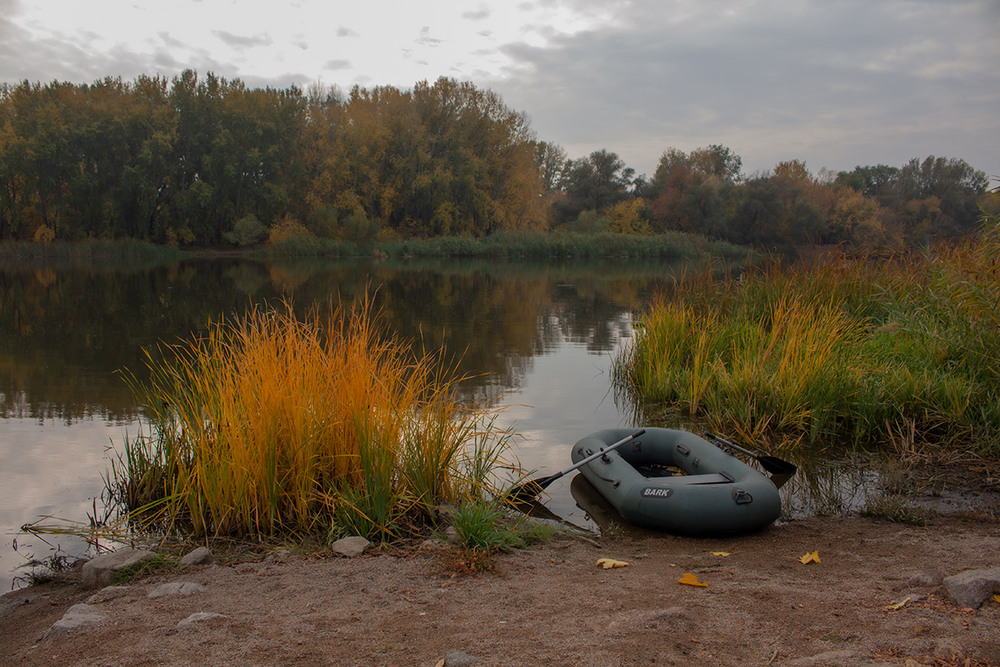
[225,214,268,246]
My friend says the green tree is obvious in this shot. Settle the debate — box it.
[554,149,634,225]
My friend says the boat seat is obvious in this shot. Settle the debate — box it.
[670,472,735,485]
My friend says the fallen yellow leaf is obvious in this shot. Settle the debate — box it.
[993,594,1000,604]
[596,558,629,569]
[678,572,708,587]
[886,596,912,611]
[798,550,821,564]
[709,551,731,557]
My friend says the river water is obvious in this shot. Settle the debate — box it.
[0,255,882,591]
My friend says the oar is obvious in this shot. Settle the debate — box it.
[704,432,797,485]
[506,429,646,503]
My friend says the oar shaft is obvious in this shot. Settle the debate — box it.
[705,432,756,458]
[555,429,646,477]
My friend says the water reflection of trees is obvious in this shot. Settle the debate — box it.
[0,257,686,421]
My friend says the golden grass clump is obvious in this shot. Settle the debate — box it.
[615,195,1000,454]
[112,297,515,541]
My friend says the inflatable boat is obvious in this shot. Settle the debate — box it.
[571,428,783,535]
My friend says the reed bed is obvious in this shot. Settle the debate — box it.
[369,231,746,260]
[109,297,517,542]
[0,239,187,268]
[614,206,1000,454]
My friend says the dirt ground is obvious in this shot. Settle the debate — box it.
[1,511,998,667]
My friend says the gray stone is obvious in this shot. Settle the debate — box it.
[80,548,157,590]
[47,604,108,635]
[176,612,229,629]
[180,546,216,567]
[86,585,131,604]
[331,536,371,558]
[942,567,1000,609]
[148,581,208,598]
[264,548,293,564]
[443,650,480,666]
[418,538,449,551]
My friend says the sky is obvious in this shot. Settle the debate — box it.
[2,0,998,182]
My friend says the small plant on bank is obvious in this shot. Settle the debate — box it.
[112,553,169,584]
[449,502,530,554]
[861,494,931,526]
[440,500,556,574]
[12,551,78,587]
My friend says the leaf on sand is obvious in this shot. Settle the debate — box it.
[596,558,629,569]
[798,550,821,564]
[709,551,731,557]
[886,596,912,611]
[678,572,708,587]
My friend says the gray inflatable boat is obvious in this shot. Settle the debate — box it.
[571,428,782,535]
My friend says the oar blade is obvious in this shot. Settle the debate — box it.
[506,474,558,504]
[757,455,797,476]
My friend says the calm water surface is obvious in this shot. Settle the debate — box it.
[1,256,685,589]
[0,255,880,591]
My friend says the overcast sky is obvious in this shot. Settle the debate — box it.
[2,0,998,181]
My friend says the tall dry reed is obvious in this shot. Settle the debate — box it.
[111,297,516,540]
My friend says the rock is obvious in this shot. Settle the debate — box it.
[47,604,108,635]
[331,536,371,558]
[180,546,216,567]
[264,548,293,565]
[86,585,132,604]
[418,538,449,551]
[176,612,229,629]
[942,567,1000,609]
[442,650,480,666]
[148,581,208,598]
[80,548,158,590]
[893,571,941,590]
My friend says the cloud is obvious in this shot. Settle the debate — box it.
[336,26,359,38]
[489,0,1000,177]
[462,5,491,21]
[416,26,442,47]
[212,30,273,50]
[324,59,351,71]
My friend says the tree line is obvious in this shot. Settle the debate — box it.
[0,71,990,249]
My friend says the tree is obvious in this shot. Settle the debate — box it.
[688,144,743,183]
[606,198,650,234]
[533,141,567,192]
[824,187,886,247]
[554,149,635,225]
[837,157,987,242]
[835,164,899,198]
[645,145,742,236]
[896,156,987,236]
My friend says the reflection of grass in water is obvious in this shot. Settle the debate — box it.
[108,295,519,543]
[0,239,186,269]
[254,230,749,262]
[614,207,1000,455]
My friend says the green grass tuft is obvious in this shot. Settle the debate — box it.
[614,196,1000,455]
